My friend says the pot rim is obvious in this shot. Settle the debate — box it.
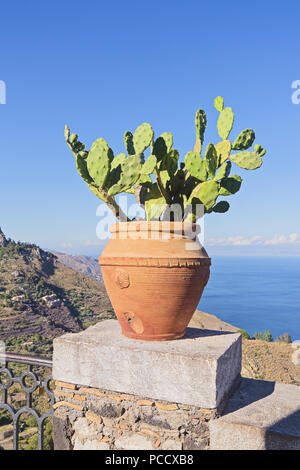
[109,221,200,235]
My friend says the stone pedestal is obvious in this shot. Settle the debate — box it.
[53,320,242,410]
[52,319,241,450]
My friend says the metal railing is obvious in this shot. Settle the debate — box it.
[0,352,54,450]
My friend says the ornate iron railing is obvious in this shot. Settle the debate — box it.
[0,352,54,450]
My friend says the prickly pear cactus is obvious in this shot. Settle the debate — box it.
[124,131,135,155]
[215,140,232,165]
[219,175,242,195]
[185,151,207,181]
[108,154,143,196]
[230,151,262,170]
[232,129,255,151]
[214,96,224,112]
[217,107,234,140]
[65,96,267,221]
[133,123,154,155]
[204,144,218,179]
[212,201,230,213]
[194,109,207,154]
[141,154,157,175]
[214,161,231,181]
[190,180,219,211]
[87,141,112,188]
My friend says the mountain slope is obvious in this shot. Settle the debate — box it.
[50,251,102,282]
[0,230,113,355]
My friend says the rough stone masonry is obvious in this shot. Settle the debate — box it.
[52,319,241,450]
[52,319,300,450]
[53,381,218,450]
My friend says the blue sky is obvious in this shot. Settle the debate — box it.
[0,0,300,256]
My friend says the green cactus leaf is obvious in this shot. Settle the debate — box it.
[111,153,127,170]
[215,140,231,165]
[153,136,168,160]
[70,133,78,144]
[133,123,154,155]
[107,154,142,196]
[141,154,157,175]
[214,161,232,181]
[254,144,262,153]
[194,139,201,154]
[64,125,70,141]
[204,143,218,178]
[259,148,266,157]
[136,173,152,186]
[212,201,230,213]
[230,151,262,170]
[232,129,255,151]
[144,183,166,220]
[79,151,88,159]
[159,149,179,173]
[214,96,224,112]
[195,109,207,145]
[87,143,111,188]
[106,153,127,187]
[159,169,171,187]
[160,132,173,152]
[217,107,234,140]
[75,154,94,184]
[185,151,207,181]
[169,168,186,196]
[219,174,242,195]
[124,131,135,155]
[191,180,219,210]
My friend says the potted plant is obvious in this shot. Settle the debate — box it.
[65,96,266,341]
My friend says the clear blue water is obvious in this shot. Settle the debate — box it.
[197,256,300,341]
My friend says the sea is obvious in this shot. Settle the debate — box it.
[197,256,300,341]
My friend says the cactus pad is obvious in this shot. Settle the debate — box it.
[185,151,207,181]
[219,174,242,195]
[87,142,111,188]
[214,161,231,181]
[217,107,234,140]
[230,151,262,170]
[232,129,255,150]
[191,180,219,211]
[107,154,142,196]
[195,109,207,145]
[141,154,157,175]
[215,140,231,165]
[124,131,135,155]
[204,143,218,178]
[75,154,93,184]
[212,201,230,213]
[133,123,154,155]
[214,96,224,112]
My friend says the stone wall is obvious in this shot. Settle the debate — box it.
[53,381,218,450]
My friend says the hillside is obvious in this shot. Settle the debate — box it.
[0,230,113,356]
[50,251,102,282]
[190,310,300,386]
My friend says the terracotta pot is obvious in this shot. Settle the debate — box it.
[99,221,210,341]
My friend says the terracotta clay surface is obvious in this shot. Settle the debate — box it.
[99,222,210,341]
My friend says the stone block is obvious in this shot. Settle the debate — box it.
[210,378,300,450]
[53,320,241,409]
[114,431,155,450]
